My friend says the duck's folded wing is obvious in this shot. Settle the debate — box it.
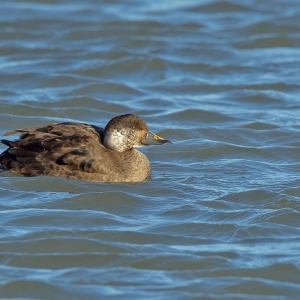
[2,129,118,179]
[46,137,108,174]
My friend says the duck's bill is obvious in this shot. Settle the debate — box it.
[143,131,172,146]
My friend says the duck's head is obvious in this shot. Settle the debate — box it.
[103,114,172,152]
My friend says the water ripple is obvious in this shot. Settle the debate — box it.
[1,0,300,298]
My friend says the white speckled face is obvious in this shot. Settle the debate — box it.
[103,129,142,152]
[104,130,125,151]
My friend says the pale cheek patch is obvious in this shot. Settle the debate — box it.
[104,130,135,151]
[104,131,123,149]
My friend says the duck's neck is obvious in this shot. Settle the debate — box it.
[118,149,152,182]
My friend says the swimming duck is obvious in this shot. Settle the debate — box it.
[0,114,172,182]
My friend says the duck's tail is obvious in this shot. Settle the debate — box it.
[0,139,16,170]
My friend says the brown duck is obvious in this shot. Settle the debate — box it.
[0,114,172,182]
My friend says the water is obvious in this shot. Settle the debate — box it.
[1,0,300,299]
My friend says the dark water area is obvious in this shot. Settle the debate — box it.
[0,0,300,299]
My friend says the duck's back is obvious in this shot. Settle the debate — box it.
[0,122,151,182]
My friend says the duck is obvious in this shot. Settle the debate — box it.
[0,114,172,182]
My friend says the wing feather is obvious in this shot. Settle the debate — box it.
[0,123,117,178]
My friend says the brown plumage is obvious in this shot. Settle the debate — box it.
[0,114,172,182]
